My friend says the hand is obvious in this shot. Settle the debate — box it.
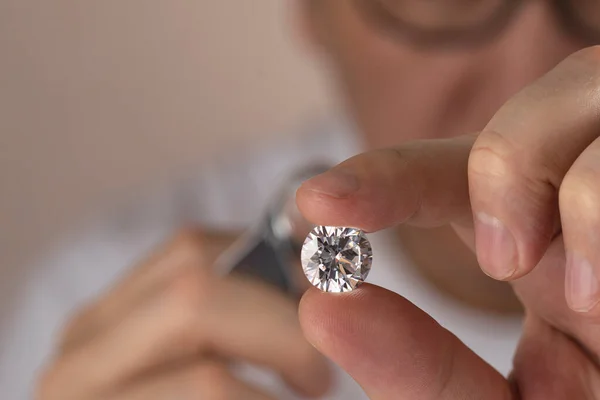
[296,46,600,399]
[36,230,331,400]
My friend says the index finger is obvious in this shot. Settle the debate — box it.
[296,135,475,232]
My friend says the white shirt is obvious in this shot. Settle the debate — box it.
[0,118,522,399]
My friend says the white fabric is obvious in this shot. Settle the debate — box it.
[0,119,522,399]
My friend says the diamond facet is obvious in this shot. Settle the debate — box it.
[301,226,373,293]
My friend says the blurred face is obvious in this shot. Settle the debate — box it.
[303,0,592,148]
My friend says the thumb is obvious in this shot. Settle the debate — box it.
[299,285,513,400]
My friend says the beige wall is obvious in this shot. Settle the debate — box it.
[0,1,333,276]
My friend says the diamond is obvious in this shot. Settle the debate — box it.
[301,226,373,293]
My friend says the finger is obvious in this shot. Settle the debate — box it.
[559,137,600,313]
[296,136,474,232]
[48,269,331,399]
[111,362,276,400]
[512,316,598,400]
[469,46,600,280]
[511,237,600,362]
[299,285,512,400]
[60,229,236,352]
[59,230,206,351]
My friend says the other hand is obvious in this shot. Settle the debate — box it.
[36,230,331,400]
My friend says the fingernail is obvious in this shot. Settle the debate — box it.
[474,213,518,280]
[566,253,599,313]
[302,168,359,198]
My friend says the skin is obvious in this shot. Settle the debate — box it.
[37,231,331,399]
[37,1,600,399]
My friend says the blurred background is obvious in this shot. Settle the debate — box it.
[0,1,333,291]
[1,2,537,397]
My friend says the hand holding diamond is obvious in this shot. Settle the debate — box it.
[295,51,600,399]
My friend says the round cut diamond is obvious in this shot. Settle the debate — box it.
[301,226,373,293]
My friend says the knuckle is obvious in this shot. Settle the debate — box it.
[559,167,600,221]
[159,268,216,351]
[469,130,516,182]
[159,306,200,357]
[169,228,206,267]
[193,363,232,400]
[161,287,202,348]
[167,263,214,311]
[162,228,215,307]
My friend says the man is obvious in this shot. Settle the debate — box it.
[15,0,600,398]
